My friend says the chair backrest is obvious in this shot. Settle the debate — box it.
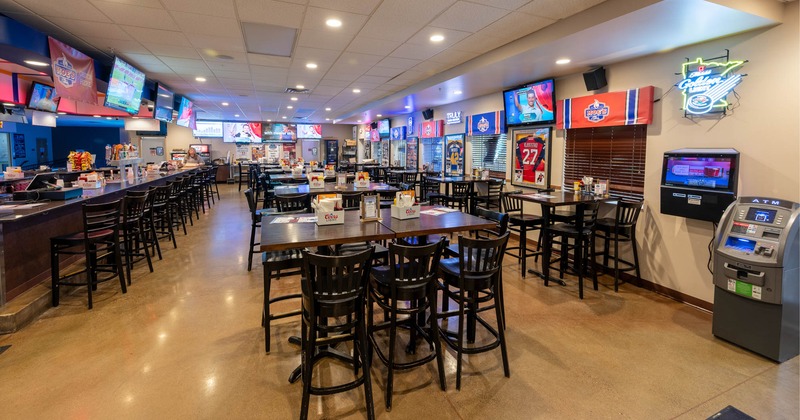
[402,172,418,184]
[386,238,445,296]
[487,179,504,196]
[208,165,219,180]
[421,177,441,200]
[456,232,510,284]
[451,181,471,197]
[614,200,643,228]
[580,201,601,230]
[340,191,363,210]
[151,185,171,207]
[474,207,509,238]
[275,193,310,212]
[82,200,122,241]
[301,247,374,318]
[167,180,182,198]
[501,190,524,214]
[123,192,149,225]
[243,188,258,218]
[398,182,411,191]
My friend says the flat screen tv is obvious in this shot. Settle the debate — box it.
[104,56,146,114]
[263,123,297,141]
[377,119,390,135]
[189,144,210,154]
[193,121,223,137]
[154,83,174,122]
[297,124,322,139]
[223,122,262,143]
[176,97,196,129]
[27,82,58,113]
[661,148,739,192]
[503,78,555,126]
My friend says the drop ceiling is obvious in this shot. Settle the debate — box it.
[0,0,787,125]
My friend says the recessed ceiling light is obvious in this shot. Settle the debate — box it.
[325,107,331,111]
[24,60,49,67]
[267,119,272,122]
[376,114,382,117]
[221,102,229,106]
[290,97,298,101]
[555,58,571,65]
[453,90,462,95]
[430,34,444,42]
[234,114,240,117]
[306,62,318,69]
[325,18,342,28]
[325,118,330,121]
[286,105,293,109]
[357,120,362,123]
[352,88,361,93]
[282,116,288,119]
[296,84,305,89]
[93,115,101,118]
[195,77,206,82]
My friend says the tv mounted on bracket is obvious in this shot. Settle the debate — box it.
[28,82,59,113]
[502,78,556,127]
[104,56,146,115]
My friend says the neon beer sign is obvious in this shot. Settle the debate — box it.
[678,57,744,115]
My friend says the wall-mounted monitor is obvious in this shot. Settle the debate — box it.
[503,78,556,127]
[154,83,174,122]
[297,124,322,139]
[377,119,390,135]
[176,97,196,129]
[661,149,739,193]
[193,121,223,138]
[223,122,262,143]
[263,123,297,141]
[27,82,58,113]
[104,56,146,115]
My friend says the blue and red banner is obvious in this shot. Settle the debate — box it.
[557,86,654,129]
[48,37,98,104]
[465,111,506,136]
[419,120,444,139]
[390,126,406,140]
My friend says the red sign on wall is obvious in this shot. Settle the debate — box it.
[419,120,444,138]
[556,86,654,129]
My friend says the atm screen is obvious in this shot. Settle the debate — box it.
[724,237,757,253]
[745,208,777,223]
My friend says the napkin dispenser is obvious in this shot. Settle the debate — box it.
[355,171,370,188]
[391,191,420,219]
[292,166,304,176]
[307,172,325,189]
[313,195,344,225]
[323,165,336,177]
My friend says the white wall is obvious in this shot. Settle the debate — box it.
[389,1,798,304]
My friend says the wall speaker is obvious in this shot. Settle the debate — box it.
[370,121,378,129]
[422,108,434,120]
[583,67,607,91]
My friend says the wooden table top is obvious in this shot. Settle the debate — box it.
[273,183,398,196]
[378,206,495,238]
[260,210,395,252]
[509,190,614,207]
[424,175,502,183]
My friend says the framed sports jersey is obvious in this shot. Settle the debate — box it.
[444,133,465,176]
[511,127,551,189]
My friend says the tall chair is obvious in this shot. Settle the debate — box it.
[594,200,644,292]
[368,239,447,410]
[437,233,510,390]
[150,184,177,250]
[442,181,471,212]
[208,165,221,202]
[237,162,250,191]
[421,176,443,205]
[121,192,154,284]
[473,179,504,211]
[50,200,126,309]
[299,248,375,420]
[501,190,544,278]
[547,202,600,299]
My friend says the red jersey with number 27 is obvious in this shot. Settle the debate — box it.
[515,136,546,184]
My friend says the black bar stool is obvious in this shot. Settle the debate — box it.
[442,181,471,212]
[50,200,126,309]
[501,190,544,278]
[121,191,154,284]
[473,179,504,211]
[594,200,644,291]
[237,162,250,191]
[150,184,177,250]
[546,202,600,299]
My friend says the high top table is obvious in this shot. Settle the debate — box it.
[423,175,504,214]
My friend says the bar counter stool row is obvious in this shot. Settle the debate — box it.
[50,167,220,309]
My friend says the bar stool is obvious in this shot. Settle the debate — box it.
[237,162,250,191]
[546,202,600,299]
[594,200,644,292]
[50,200,127,309]
[367,239,447,410]
[501,190,544,278]
[167,180,188,234]
[473,179,504,211]
[121,192,154,284]
[421,176,444,205]
[442,181,471,212]
[437,232,510,390]
[151,184,177,250]
[208,165,221,203]
[299,248,375,420]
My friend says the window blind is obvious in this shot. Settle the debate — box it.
[470,134,507,178]
[563,125,647,200]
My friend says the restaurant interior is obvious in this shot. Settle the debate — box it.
[0,0,797,418]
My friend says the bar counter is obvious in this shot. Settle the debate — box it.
[0,169,191,305]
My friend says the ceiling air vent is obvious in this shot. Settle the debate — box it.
[284,87,310,94]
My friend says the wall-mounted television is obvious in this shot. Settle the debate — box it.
[176,97,196,129]
[27,82,58,113]
[297,123,322,139]
[104,56,146,115]
[377,119,390,135]
[193,121,223,138]
[661,148,739,192]
[223,122,262,143]
[263,123,297,141]
[503,78,555,126]
[154,83,174,122]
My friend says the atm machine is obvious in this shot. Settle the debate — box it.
[712,196,799,362]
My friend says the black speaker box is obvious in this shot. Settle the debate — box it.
[583,67,607,91]
[422,109,434,120]
[370,121,378,129]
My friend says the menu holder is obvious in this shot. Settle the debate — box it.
[361,194,380,222]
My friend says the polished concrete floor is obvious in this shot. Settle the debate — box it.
[0,183,796,419]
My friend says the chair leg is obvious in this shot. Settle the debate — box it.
[51,243,60,307]
[520,226,527,278]
[263,265,272,353]
[631,231,642,287]
[300,319,314,420]
[248,222,257,272]
[386,303,397,410]
[495,278,510,378]
[614,232,620,292]
[358,315,376,420]
[429,288,447,391]
[124,232,133,286]
[455,287,466,390]
[141,223,154,272]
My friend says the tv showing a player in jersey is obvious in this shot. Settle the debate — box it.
[511,127,551,189]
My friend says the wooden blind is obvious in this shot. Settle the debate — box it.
[563,124,647,200]
[470,134,507,178]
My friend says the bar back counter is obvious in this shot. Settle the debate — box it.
[0,169,190,331]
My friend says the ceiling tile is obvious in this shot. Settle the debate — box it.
[297,28,355,51]
[293,47,342,62]
[118,52,162,65]
[308,0,380,15]
[469,0,530,10]
[134,62,173,73]
[449,32,506,54]
[198,49,248,63]
[345,36,401,56]
[318,79,351,88]
[159,57,205,68]
[208,62,251,73]
[147,44,201,59]
[90,1,177,30]
[308,86,343,96]
[358,17,425,42]
[236,0,305,28]
[517,0,606,20]
[170,11,241,38]
[247,53,292,67]
[334,52,383,68]
[218,78,254,89]
[430,1,509,33]
[405,26,471,47]
[249,65,290,81]
[213,70,252,80]
[122,26,192,47]
[364,66,404,78]
[478,12,554,42]
[428,48,479,65]
[375,57,421,71]
[46,18,132,40]
[389,43,441,61]
[161,0,236,17]
[81,37,149,54]
[25,0,111,22]
[189,34,247,52]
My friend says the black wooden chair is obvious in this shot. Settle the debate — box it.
[473,179,504,211]
[547,202,601,299]
[421,176,443,205]
[275,193,311,213]
[594,200,644,292]
[340,191,363,211]
[120,192,154,284]
[501,190,544,278]
[238,162,250,191]
[442,181,471,212]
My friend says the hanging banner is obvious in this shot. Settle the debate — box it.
[419,120,444,139]
[266,143,281,161]
[390,126,407,140]
[48,37,98,104]
[556,86,654,129]
[465,111,506,136]
[235,144,250,161]
[444,133,465,176]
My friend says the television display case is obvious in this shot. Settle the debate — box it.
[660,148,739,222]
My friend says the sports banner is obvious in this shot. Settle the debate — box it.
[419,120,444,139]
[465,111,506,136]
[390,126,406,140]
[556,86,654,129]
[48,37,98,104]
